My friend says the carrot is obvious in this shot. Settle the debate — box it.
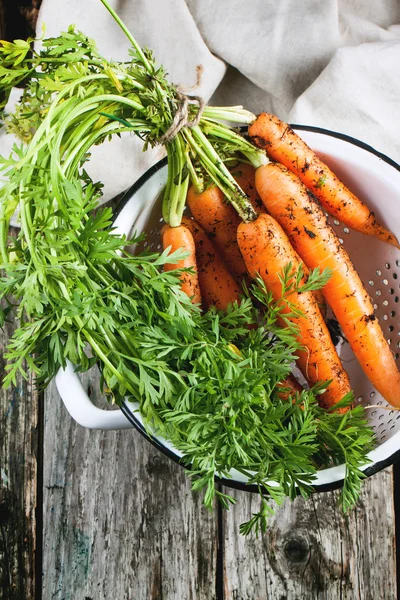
[187,185,247,280]
[230,163,265,214]
[255,162,400,408]
[276,374,303,402]
[308,274,326,317]
[249,113,399,248]
[237,213,351,409]
[229,162,326,314]
[181,216,242,311]
[162,224,202,305]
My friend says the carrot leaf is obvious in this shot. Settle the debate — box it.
[298,267,332,292]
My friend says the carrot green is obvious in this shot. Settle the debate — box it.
[0,0,374,534]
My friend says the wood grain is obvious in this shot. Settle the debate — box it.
[0,1,4,39]
[0,312,39,600]
[42,370,218,600]
[222,468,396,599]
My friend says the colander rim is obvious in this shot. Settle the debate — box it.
[114,124,400,495]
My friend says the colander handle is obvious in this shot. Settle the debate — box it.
[55,361,134,430]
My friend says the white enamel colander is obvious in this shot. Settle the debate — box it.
[55,125,400,494]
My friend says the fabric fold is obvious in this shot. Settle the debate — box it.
[1,0,399,228]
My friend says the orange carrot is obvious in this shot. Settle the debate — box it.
[181,216,242,311]
[308,276,326,318]
[237,213,351,409]
[230,163,265,214]
[276,374,303,402]
[187,185,247,280]
[162,224,202,305]
[229,162,326,314]
[249,113,399,247]
[255,162,400,408]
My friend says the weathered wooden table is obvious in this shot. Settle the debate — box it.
[0,308,398,599]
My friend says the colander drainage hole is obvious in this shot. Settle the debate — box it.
[383,279,388,285]
[357,396,363,403]
[386,263,391,269]
[369,280,374,286]
[376,269,382,276]
[370,392,375,398]
[379,414,384,420]
[371,411,377,417]
[383,300,389,306]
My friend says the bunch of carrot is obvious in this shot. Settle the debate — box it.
[162,113,400,411]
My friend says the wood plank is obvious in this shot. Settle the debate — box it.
[0,1,4,39]
[222,468,396,599]
[0,312,39,600]
[42,370,218,600]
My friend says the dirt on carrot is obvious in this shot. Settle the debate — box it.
[237,212,351,409]
[162,223,202,305]
[249,113,399,248]
[187,184,247,281]
[181,216,242,311]
[255,161,400,408]
[230,162,265,214]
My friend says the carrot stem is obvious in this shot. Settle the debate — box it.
[95,4,265,227]
[169,136,190,227]
[186,152,203,193]
[185,127,257,223]
[162,144,174,223]
[203,106,256,125]
[99,0,153,74]
[201,120,269,169]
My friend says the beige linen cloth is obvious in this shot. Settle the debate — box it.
[1,0,400,218]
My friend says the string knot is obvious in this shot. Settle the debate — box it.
[158,92,205,145]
